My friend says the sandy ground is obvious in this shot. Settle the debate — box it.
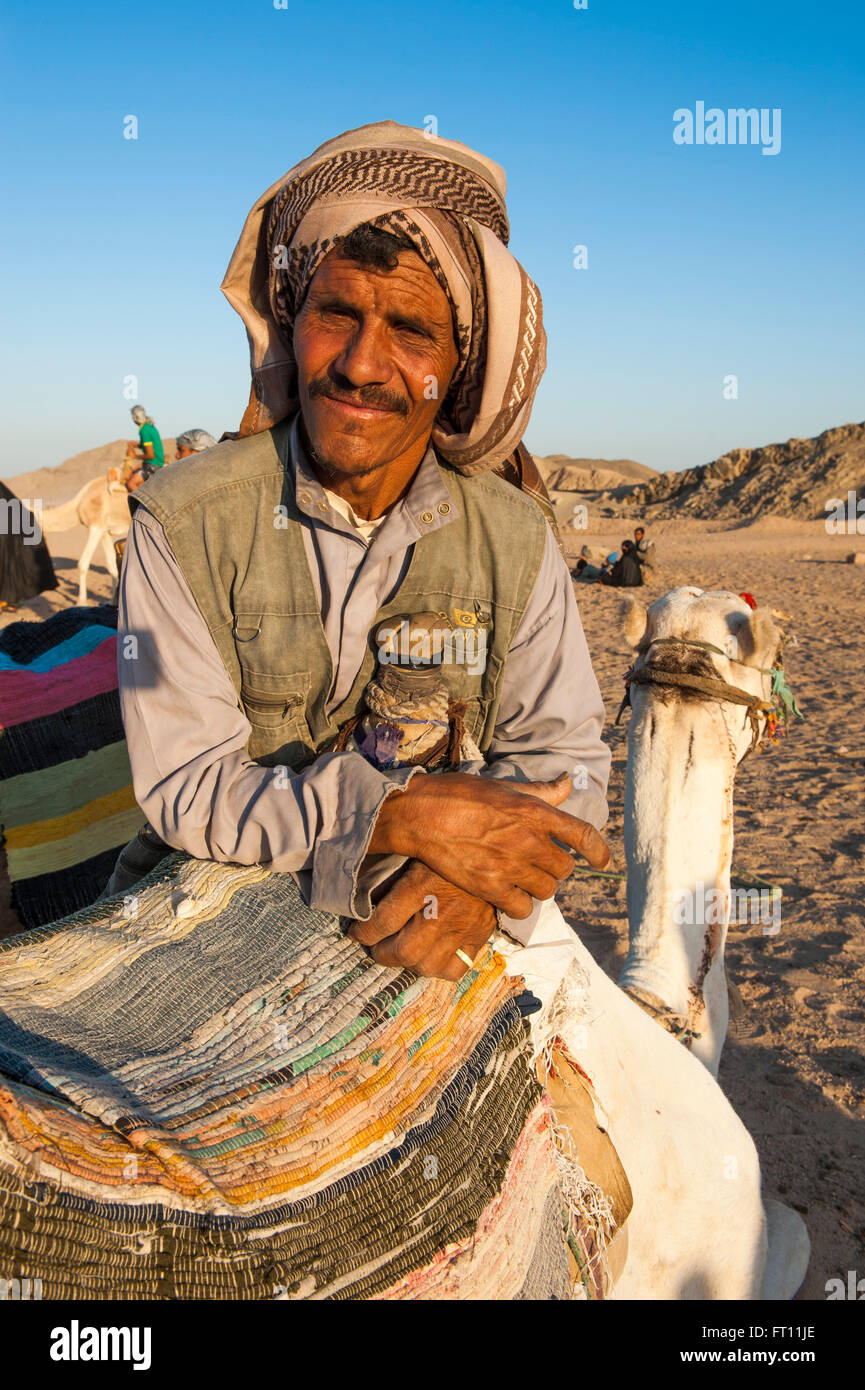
[3,497,864,1301]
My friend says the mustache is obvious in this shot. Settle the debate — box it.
[307,376,410,416]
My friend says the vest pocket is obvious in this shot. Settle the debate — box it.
[239,669,312,765]
[450,647,503,750]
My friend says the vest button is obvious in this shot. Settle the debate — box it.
[317,501,327,511]
[420,510,434,524]
[299,492,312,504]
[437,502,451,516]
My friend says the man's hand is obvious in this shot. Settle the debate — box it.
[350,861,496,981]
[368,772,609,919]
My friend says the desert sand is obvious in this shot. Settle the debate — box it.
[2,448,863,1301]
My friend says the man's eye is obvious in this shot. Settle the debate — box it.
[395,322,430,340]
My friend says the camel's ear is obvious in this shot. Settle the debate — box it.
[622,597,648,648]
[736,608,781,669]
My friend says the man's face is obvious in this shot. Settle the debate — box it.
[634,528,644,541]
[293,249,459,478]
[175,446,193,459]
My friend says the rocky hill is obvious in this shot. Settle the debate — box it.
[606,422,865,521]
[535,455,656,492]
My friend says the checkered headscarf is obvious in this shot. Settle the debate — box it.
[221,121,546,475]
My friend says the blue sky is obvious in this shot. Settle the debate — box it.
[1,0,862,475]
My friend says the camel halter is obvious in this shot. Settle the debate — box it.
[615,635,776,755]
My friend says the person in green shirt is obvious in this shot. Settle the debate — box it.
[129,405,165,480]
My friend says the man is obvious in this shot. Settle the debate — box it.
[573,557,601,583]
[599,539,643,588]
[634,525,656,578]
[113,429,219,562]
[127,405,165,484]
[174,429,217,459]
[118,122,611,981]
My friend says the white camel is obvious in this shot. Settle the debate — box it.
[546,583,807,1297]
[41,469,132,604]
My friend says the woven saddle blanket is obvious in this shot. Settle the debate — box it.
[0,854,586,1300]
[0,606,144,933]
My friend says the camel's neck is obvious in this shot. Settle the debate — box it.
[619,697,738,1075]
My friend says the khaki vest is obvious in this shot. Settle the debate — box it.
[135,419,546,767]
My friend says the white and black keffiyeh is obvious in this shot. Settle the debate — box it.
[221,121,546,475]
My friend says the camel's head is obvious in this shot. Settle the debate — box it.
[622,587,781,764]
[618,588,784,1074]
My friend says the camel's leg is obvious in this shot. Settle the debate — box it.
[101,530,119,583]
[762,1198,810,1299]
[76,526,103,605]
[101,530,121,603]
[494,902,770,1299]
[103,528,123,606]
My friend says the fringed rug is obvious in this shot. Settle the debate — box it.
[0,605,144,928]
[0,856,574,1299]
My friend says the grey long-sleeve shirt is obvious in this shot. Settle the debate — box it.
[118,420,610,940]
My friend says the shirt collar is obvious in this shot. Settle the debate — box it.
[288,414,460,552]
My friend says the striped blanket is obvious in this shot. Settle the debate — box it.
[0,606,144,929]
[0,855,573,1299]
[0,606,616,1299]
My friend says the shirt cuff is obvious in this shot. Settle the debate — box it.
[308,758,427,919]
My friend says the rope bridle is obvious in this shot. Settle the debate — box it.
[615,635,776,756]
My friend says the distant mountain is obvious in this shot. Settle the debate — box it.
[605,422,865,520]
[5,438,178,508]
[534,455,656,493]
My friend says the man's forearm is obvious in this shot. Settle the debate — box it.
[120,510,610,929]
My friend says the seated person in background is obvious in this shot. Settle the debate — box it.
[175,429,218,460]
[573,557,601,583]
[634,525,656,578]
[599,538,642,588]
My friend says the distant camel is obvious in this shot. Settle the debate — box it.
[41,462,134,604]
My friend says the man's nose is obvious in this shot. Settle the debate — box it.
[333,319,390,387]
